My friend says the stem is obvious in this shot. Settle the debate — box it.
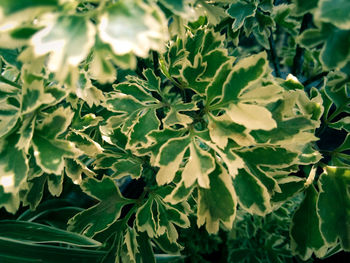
[0,75,21,89]
[158,55,185,90]
[152,51,161,77]
[268,29,281,78]
[291,13,312,76]
[302,71,329,87]
[135,58,147,80]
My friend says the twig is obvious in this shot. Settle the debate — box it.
[291,13,312,76]
[152,51,161,77]
[302,71,329,87]
[268,29,281,78]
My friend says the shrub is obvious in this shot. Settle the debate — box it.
[0,0,349,262]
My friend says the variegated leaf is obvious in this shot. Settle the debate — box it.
[197,163,237,234]
[68,176,133,237]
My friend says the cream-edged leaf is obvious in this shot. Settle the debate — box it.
[317,166,350,251]
[182,140,215,188]
[98,1,168,57]
[67,131,103,157]
[290,185,327,260]
[208,113,255,148]
[155,135,191,185]
[0,133,28,194]
[197,163,237,234]
[0,98,20,138]
[32,135,77,175]
[226,103,277,130]
[233,168,271,216]
[68,176,133,237]
[315,0,350,30]
[219,52,268,105]
[31,15,95,75]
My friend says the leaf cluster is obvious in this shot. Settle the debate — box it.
[0,0,349,262]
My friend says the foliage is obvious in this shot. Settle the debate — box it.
[0,0,349,262]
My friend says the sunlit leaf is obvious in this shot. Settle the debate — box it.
[31,15,95,78]
[98,1,168,57]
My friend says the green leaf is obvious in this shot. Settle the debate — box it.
[127,108,160,148]
[297,24,330,48]
[233,168,271,216]
[47,173,63,197]
[218,52,268,106]
[136,128,185,164]
[227,1,256,31]
[135,198,157,238]
[194,129,245,177]
[164,181,194,205]
[37,106,74,139]
[196,0,227,25]
[98,1,168,57]
[17,199,82,222]
[202,49,230,79]
[0,0,57,16]
[31,15,95,77]
[65,158,94,185]
[299,25,350,70]
[315,0,350,30]
[208,113,254,148]
[103,83,161,148]
[88,43,117,84]
[290,185,327,260]
[0,220,101,247]
[95,144,144,180]
[0,133,28,196]
[0,48,22,68]
[21,73,54,114]
[22,173,46,210]
[205,61,232,105]
[317,166,350,251]
[137,231,156,263]
[67,131,103,157]
[0,237,105,263]
[123,227,140,263]
[271,177,305,205]
[0,186,19,214]
[158,0,186,14]
[197,163,237,234]
[181,139,215,188]
[153,233,183,254]
[76,72,105,107]
[16,116,35,153]
[71,111,103,131]
[320,28,350,69]
[32,107,79,175]
[155,134,191,185]
[0,98,20,138]
[273,4,299,35]
[329,117,350,132]
[238,83,283,104]
[237,146,298,167]
[0,0,58,29]
[136,195,190,241]
[68,176,133,237]
[181,59,209,95]
[291,0,318,15]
